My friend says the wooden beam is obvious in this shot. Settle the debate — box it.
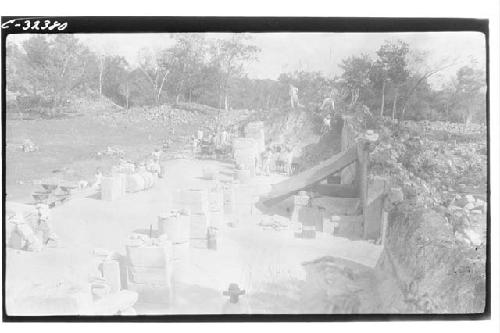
[308,183,358,198]
[366,178,387,207]
[357,142,369,239]
[261,146,358,206]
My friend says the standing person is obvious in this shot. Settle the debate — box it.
[146,158,161,177]
[221,128,228,146]
[289,84,299,108]
[191,135,198,157]
[93,168,103,190]
[322,113,332,134]
[197,129,204,141]
[214,126,222,149]
[320,96,335,114]
[152,148,161,163]
[35,203,58,246]
[162,138,171,152]
[261,148,272,176]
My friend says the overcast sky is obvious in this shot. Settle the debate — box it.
[10,32,486,87]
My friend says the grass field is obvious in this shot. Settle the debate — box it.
[5,113,191,202]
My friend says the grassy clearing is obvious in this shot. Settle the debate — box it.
[6,114,183,202]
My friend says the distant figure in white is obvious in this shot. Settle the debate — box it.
[289,84,300,108]
[197,129,204,141]
[151,148,161,162]
[191,135,199,156]
[320,95,335,133]
[93,168,103,189]
[221,128,229,146]
[279,146,294,175]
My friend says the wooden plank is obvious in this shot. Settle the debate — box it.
[261,146,358,206]
[366,180,387,207]
[308,183,358,198]
[358,142,369,239]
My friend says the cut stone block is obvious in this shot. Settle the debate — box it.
[297,206,322,227]
[126,174,145,193]
[101,176,122,201]
[158,213,190,244]
[209,210,224,229]
[323,219,335,235]
[190,237,207,249]
[101,260,121,293]
[190,213,210,239]
[127,266,170,285]
[125,245,171,268]
[332,215,363,239]
[174,189,209,215]
[208,189,224,212]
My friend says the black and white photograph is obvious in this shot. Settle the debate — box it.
[1,14,493,321]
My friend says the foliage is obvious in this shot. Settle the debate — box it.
[6,35,486,125]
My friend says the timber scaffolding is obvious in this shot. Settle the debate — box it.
[260,116,389,242]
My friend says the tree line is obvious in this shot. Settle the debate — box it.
[6,34,486,124]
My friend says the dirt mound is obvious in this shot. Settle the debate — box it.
[301,256,381,313]
[296,122,343,171]
[381,204,486,313]
[256,107,324,164]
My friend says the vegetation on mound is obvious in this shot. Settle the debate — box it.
[386,204,486,313]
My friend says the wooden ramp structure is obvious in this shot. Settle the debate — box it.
[261,146,358,207]
[260,124,389,242]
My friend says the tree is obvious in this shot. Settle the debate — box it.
[452,66,486,124]
[208,35,260,111]
[374,40,410,119]
[101,55,130,106]
[166,34,207,104]
[399,50,457,120]
[137,47,171,105]
[369,60,389,116]
[339,54,373,106]
[15,35,93,108]
[6,40,32,95]
[278,71,335,108]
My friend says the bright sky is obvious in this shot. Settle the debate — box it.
[10,32,486,86]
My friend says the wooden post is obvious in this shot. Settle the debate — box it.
[380,197,389,246]
[357,141,369,239]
